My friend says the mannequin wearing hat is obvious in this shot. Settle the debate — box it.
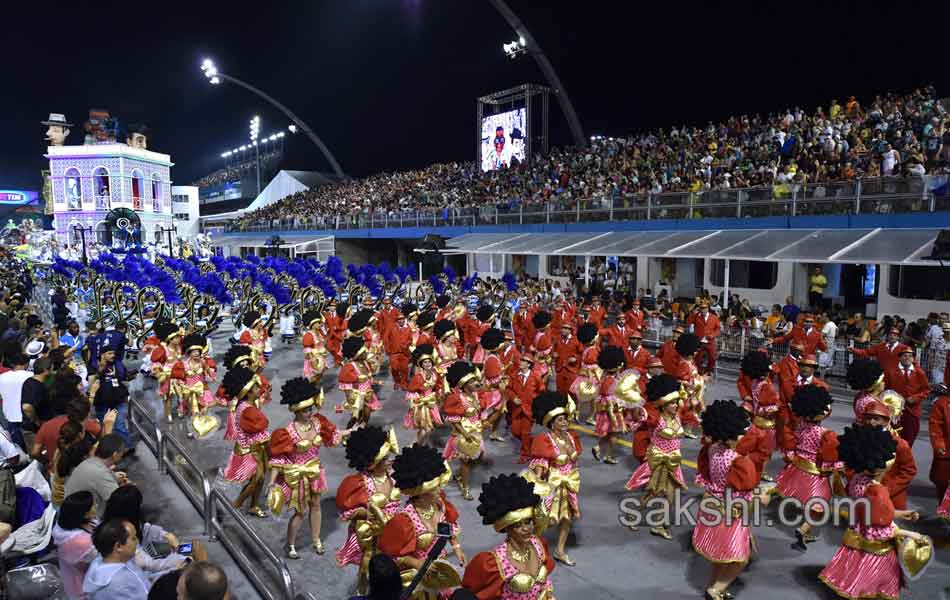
[335,426,401,594]
[462,473,555,598]
[526,392,581,566]
[267,378,348,558]
[883,347,930,447]
[442,361,487,500]
[569,323,602,426]
[378,444,464,597]
[170,333,218,438]
[404,344,444,444]
[625,375,686,540]
[150,320,184,423]
[819,425,928,600]
[507,355,543,464]
[478,328,510,443]
[863,399,918,512]
[42,113,73,147]
[553,322,583,396]
[221,366,270,518]
[384,308,414,390]
[772,385,841,550]
[300,309,330,385]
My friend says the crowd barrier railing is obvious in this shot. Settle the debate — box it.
[223,176,947,234]
[128,397,298,600]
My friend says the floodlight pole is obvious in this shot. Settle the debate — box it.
[215,71,348,180]
[489,0,586,148]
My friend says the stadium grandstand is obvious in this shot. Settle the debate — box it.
[226,86,949,232]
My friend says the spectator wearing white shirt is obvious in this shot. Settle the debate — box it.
[818,315,838,370]
[0,352,33,450]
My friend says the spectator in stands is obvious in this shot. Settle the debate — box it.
[781,296,800,325]
[83,519,150,600]
[21,355,53,425]
[176,560,229,600]
[808,266,827,311]
[53,491,99,600]
[102,485,188,574]
[0,352,32,449]
[94,345,133,450]
[64,433,128,518]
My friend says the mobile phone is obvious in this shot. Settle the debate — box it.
[177,543,193,555]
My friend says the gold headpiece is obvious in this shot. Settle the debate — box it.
[493,506,535,532]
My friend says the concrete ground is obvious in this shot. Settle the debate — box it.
[129,326,950,600]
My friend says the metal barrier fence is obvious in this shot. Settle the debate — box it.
[127,397,298,600]
[224,176,948,233]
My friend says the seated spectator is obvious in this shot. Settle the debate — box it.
[176,560,228,600]
[53,491,99,600]
[103,485,187,574]
[32,397,110,469]
[64,434,127,518]
[83,519,150,600]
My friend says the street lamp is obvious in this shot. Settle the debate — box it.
[200,58,347,180]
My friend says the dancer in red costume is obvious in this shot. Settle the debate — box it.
[386,308,414,391]
[221,366,270,518]
[348,309,383,374]
[591,346,628,465]
[625,374,686,539]
[150,319,182,423]
[738,351,779,481]
[170,332,218,438]
[238,310,269,364]
[442,361,487,501]
[478,328,510,443]
[554,322,583,396]
[463,474,555,599]
[527,391,581,566]
[335,426,401,594]
[378,444,464,599]
[529,311,554,386]
[847,357,886,425]
[864,399,918,512]
[337,336,381,428]
[819,425,929,600]
[773,384,841,551]
[884,348,930,447]
[632,357,665,463]
[267,378,347,558]
[507,355,543,464]
[434,319,461,373]
[326,301,349,364]
[667,333,706,438]
[930,384,950,502]
[624,329,651,371]
[692,400,759,600]
[569,323,601,426]
[300,308,330,384]
[403,344,444,445]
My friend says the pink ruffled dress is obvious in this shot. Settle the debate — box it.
[222,400,270,482]
[691,445,753,563]
[939,486,950,519]
[625,415,686,491]
[774,422,841,505]
[335,473,402,567]
[819,474,901,600]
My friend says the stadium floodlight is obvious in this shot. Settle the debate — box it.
[239,145,247,151]
[287,125,297,134]
[278,131,286,138]
[261,137,269,143]
[503,38,527,59]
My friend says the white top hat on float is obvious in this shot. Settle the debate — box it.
[41,113,73,127]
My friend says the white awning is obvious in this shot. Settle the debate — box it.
[446,228,944,265]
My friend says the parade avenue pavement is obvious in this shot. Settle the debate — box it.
[129,325,950,600]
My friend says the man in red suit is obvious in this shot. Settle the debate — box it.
[512,304,535,353]
[385,312,413,390]
[587,297,606,330]
[929,385,950,500]
[686,300,720,374]
[624,329,651,371]
[554,322,583,395]
[864,400,917,510]
[551,297,575,332]
[884,347,930,446]
[375,296,401,344]
[506,355,543,463]
[850,327,909,373]
[599,318,630,349]
[775,342,804,408]
[658,325,685,373]
[770,313,827,356]
[623,298,646,331]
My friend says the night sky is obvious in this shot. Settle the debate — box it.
[5,1,950,190]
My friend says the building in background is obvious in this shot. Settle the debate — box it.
[171,185,200,239]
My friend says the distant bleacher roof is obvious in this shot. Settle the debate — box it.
[242,170,340,214]
[199,197,254,216]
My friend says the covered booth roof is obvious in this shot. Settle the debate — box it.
[445,228,944,265]
[212,234,335,250]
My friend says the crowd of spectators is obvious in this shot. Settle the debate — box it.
[192,150,282,189]
[232,87,950,230]
[0,252,229,599]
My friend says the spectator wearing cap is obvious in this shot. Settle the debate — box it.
[0,352,32,449]
[770,313,827,356]
[884,347,930,447]
[850,326,909,373]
